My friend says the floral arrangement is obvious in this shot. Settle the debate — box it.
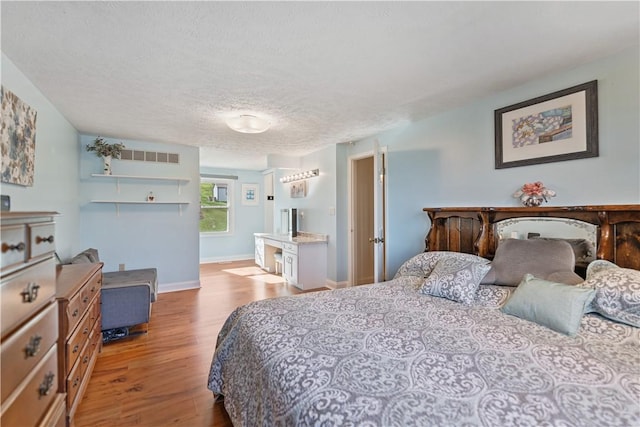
[513,181,556,207]
[85,136,125,158]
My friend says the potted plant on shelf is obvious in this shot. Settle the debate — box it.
[86,137,125,175]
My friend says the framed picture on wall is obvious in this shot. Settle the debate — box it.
[290,181,307,198]
[1,86,37,186]
[241,183,259,206]
[495,80,598,169]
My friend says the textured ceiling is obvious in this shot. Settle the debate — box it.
[2,1,639,170]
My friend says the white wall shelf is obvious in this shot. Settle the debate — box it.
[90,200,190,216]
[91,173,190,195]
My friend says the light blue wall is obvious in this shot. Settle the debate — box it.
[199,167,264,262]
[1,53,81,259]
[4,46,637,288]
[341,47,640,279]
[299,145,338,280]
[79,135,200,291]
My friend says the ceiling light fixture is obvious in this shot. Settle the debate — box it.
[226,114,271,134]
[280,169,320,183]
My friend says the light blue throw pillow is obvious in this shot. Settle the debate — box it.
[502,274,596,336]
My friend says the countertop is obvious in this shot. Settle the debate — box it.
[255,232,328,244]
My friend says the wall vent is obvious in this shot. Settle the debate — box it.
[120,149,180,164]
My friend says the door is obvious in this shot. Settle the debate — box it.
[372,141,386,283]
[350,144,387,285]
[352,156,375,285]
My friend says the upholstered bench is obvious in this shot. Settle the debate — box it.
[102,268,158,329]
[70,249,157,341]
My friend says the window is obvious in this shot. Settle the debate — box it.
[200,178,234,234]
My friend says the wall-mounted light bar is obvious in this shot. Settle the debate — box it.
[280,169,319,183]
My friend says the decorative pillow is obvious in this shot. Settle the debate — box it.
[586,259,618,277]
[419,257,491,304]
[530,237,595,264]
[69,248,101,264]
[70,253,91,264]
[502,274,596,336]
[546,270,584,285]
[82,248,100,263]
[580,262,640,327]
[490,238,576,286]
[394,251,489,279]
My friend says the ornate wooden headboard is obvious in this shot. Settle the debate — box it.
[423,205,640,271]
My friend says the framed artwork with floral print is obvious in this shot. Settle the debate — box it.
[1,86,37,186]
[495,80,598,169]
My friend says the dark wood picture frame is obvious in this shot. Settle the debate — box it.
[495,80,598,169]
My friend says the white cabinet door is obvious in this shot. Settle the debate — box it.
[283,251,298,285]
[255,237,265,268]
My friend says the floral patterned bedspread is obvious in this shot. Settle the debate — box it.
[207,276,640,426]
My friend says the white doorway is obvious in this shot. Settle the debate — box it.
[348,146,387,285]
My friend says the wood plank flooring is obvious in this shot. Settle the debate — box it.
[72,260,312,427]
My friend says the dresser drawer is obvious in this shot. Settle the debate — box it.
[78,336,93,380]
[1,258,56,337]
[65,312,91,376]
[64,270,101,335]
[1,302,58,403]
[82,270,102,307]
[65,344,84,410]
[89,320,102,356]
[282,242,297,254]
[1,224,27,271]
[1,344,58,427]
[90,295,101,328]
[37,392,66,427]
[28,222,56,262]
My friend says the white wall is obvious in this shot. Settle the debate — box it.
[341,47,639,279]
[1,53,81,259]
[78,134,200,292]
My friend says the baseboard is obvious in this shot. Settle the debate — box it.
[326,279,349,289]
[158,280,201,294]
[199,254,254,264]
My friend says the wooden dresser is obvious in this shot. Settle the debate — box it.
[1,211,66,427]
[56,262,103,426]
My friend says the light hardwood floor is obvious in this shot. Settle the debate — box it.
[72,260,310,427]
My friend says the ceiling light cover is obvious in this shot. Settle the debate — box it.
[226,115,270,134]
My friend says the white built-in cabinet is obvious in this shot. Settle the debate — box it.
[254,234,327,290]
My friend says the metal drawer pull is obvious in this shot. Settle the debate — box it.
[25,334,42,357]
[83,327,89,335]
[83,296,89,303]
[35,235,54,244]
[73,377,80,387]
[2,241,25,253]
[72,308,79,317]
[38,372,55,397]
[73,344,79,354]
[83,355,89,364]
[21,282,40,303]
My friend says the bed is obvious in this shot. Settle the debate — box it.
[208,205,640,426]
